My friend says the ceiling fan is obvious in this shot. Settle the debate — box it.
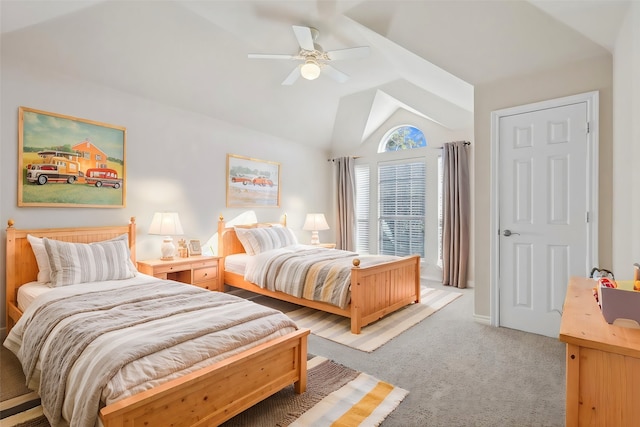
[248,25,370,85]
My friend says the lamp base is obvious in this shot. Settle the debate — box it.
[310,231,320,245]
[160,237,176,261]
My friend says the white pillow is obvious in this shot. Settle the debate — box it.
[234,227,297,255]
[44,234,137,287]
[27,234,52,283]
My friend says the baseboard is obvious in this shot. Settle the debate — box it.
[473,313,491,325]
[421,277,475,289]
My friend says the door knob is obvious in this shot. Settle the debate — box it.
[503,229,520,237]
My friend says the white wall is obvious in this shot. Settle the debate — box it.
[612,2,640,279]
[0,55,333,330]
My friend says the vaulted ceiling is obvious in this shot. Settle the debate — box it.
[0,0,628,150]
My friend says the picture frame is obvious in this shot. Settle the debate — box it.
[226,154,280,207]
[18,106,126,208]
[189,239,202,256]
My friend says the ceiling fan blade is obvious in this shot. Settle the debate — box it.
[248,53,295,60]
[322,64,349,83]
[292,25,315,51]
[281,66,301,85]
[326,46,370,61]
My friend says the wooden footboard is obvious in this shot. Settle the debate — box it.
[100,328,309,427]
[350,255,421,333]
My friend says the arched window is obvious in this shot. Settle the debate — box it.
[378,125,427,153]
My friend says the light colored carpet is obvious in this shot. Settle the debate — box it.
[287,288,462,352]
[0,347,406,427]
[227,283,566,426]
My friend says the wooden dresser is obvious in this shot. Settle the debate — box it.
[559,276,640,426]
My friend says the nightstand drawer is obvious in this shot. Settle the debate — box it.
[190,260,214,269]
[153,263,187,275]
[193,266,217,283]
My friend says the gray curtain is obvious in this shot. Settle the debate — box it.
[442,141,470,288]
[335,157,355,251]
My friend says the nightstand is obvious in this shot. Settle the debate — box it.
[137,255,222,291]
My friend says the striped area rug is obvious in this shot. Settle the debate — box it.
[289,356,408,427]
[0,391,43,427]
[287,287,462,352]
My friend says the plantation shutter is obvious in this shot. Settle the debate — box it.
[354,164,370,254]
[437,155,444,265]
[378,161,426,257]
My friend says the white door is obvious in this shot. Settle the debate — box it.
[497,100,595,337]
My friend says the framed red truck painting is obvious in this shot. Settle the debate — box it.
[18,107,126,208]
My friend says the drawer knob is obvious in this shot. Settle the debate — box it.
[203,272,208,277]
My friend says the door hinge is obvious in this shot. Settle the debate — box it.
[587,122,590,134]
[586,211,590,223]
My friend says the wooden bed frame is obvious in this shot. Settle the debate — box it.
[5,218,309,427]
[217,216,422,334]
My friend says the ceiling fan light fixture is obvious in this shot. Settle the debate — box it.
[300,60,321,80]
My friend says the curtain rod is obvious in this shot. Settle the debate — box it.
[327,141,470,159]
[437,141,471,149]
[327,156,361,162]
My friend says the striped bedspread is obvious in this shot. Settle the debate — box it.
[4,276,298,427]
[244,245,400,309]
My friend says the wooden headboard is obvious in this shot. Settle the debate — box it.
[5,218,136,332]
[217,214,286,258]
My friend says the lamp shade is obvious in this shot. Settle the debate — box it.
[303,213,329,231]
[148,212,184,236]
[148,212,184,260]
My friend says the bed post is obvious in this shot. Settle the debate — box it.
[414,256,421,304]
[129,217,136,265]
[350,258,363,334]
[218,215,225,257]
[6,219,16,333]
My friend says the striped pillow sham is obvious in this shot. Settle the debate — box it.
[234,226,298,255]
[43,234,136,287]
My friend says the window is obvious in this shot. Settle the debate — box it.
[354,125,441,267]
[379,126,426,152]
[379,162,425,257]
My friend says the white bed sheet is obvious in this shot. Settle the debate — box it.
[224,253,251,275]
[17,281,52,312]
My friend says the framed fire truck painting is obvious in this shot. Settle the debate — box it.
[18,107,127,208]
[226,154,280,208]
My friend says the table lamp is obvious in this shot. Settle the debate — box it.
[303,213,329,245]
[148,212,184,260]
